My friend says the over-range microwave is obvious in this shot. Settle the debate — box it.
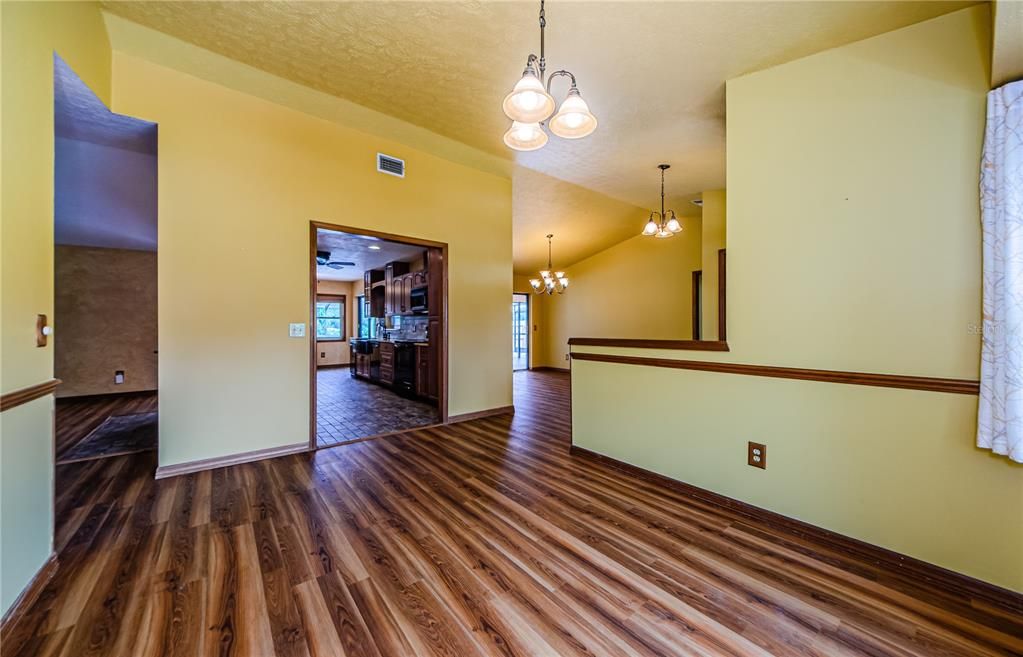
[410,286,428,314]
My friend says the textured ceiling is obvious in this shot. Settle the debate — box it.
[55,53,158,251]
[316,229,425,282]
[101,0,976,271]
[101,0,972,206]
[55,53,157,153]
[513,165,700,275]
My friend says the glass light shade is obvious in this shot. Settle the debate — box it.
[655,228,674,239]
[540,270,551,279]
[529,278,541,289]
[549,89,597,139]
[666,216,682,233]
[554,271,565,279]
[503,71,556,123]
[503,121,548,151]
[559,278,569,287]
[642,219,659,236]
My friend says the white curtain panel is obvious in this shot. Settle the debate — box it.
[978,79,1023,463]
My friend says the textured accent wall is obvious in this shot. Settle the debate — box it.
[55,245,157,397]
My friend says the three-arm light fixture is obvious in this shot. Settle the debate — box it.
[530,234,569,295]
[642,164,683,238]
[502,1,597,151]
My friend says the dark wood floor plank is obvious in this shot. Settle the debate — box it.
[9,371,1018,657]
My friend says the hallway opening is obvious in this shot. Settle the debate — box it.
[52,54,159,475]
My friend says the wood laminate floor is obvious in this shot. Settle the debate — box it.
[55,391,159,461]
[6,371,1021,656]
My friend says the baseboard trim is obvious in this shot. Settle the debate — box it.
[448,405,515,424]
[155,442,309,479]
[569,445,1023,613]
[531,366,570,373]
[0,553,58,643]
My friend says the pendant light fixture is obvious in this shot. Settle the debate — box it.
[642,164,683,238]
[503,1,597,151]
[529,234,569,295]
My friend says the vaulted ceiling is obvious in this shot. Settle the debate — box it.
[102,0,976,271]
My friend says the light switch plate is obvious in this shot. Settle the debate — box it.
[289,323,306,337]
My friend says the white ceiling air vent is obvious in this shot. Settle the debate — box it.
[377,153,405,178]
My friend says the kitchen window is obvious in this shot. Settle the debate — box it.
[357,295,377,338]
[315,295,345,340]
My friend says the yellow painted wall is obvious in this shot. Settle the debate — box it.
[0,1,112,615]
[700,190,726,341]
[537,224,703,367]
[573,5,1023,592]
[110,50,512,467]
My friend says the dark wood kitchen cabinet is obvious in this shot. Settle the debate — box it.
[426,248,443,315]
[365,269,385,318]
[415,345,431,398]
[379,342,394,384]
[355,353,371,378]
[384,262,410,316]
[401,273,414,314]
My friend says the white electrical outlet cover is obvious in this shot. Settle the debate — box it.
[289,323,306,337]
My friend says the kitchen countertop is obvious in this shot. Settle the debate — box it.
[350,338,429,345]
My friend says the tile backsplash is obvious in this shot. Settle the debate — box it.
[381,315,429,342]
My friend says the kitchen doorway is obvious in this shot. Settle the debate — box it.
[309,222,448,449]
[512,293,529,371]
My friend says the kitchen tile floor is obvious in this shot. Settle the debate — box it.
[316,366,440,447]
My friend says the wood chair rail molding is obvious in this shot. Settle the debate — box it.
[567,338,730,351]
[0,379,61,412]
[570,352,979,395]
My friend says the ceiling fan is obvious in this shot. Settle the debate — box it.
[316,250,356,270]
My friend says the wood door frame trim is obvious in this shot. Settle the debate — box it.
[0,379,61,412]
[569,445,1022,613]
[567,338,730,351]
[691,270,702,340]
[309,221,450,450]
[570,352,980,395]
[718,248,727,341]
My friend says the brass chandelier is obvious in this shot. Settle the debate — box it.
[529,234,569,295]
[642,164,683,238]
[502,0,597,151]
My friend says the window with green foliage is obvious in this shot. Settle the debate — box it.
[357,295,376,338]
[315,296,345,339]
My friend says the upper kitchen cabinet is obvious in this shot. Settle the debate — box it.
[427,248,444,318]
[385,261,410,316]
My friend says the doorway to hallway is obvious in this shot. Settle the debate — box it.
[513,293,529,371]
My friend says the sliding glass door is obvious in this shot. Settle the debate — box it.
[512,293,529,371]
